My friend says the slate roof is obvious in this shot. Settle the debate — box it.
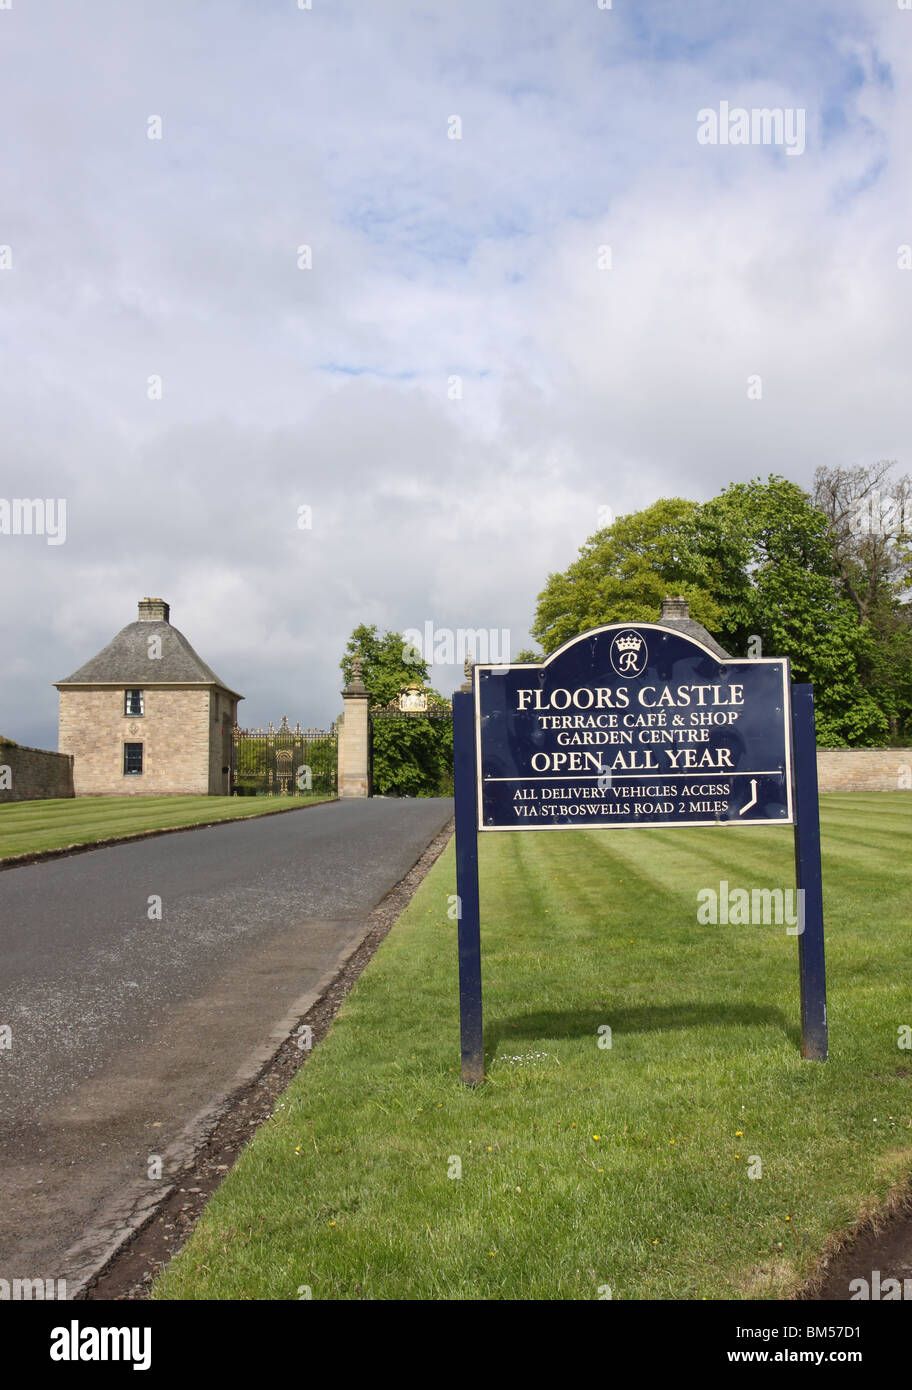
[657,615,732,660]
[55,620,243,699]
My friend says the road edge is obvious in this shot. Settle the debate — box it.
[65,814,454,1300]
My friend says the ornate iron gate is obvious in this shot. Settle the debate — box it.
[232,716,337,796]
[369,698,453,797]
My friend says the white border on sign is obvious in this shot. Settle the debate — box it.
[472,622,794,832]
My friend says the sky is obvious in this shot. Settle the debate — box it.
[2,0,911,746]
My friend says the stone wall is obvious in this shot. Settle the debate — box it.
[0,740,75,803]
[817,749,912,793]
[58,686,213,795]
[207,688,238,795]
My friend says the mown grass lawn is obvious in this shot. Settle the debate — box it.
[0,793,334,861]
[154,793,911,1301]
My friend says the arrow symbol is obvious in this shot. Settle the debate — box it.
[739,778,758,816]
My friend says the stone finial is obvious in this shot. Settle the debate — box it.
[279,714,290,732]
[460,654,474,693]
[660,596,690,622]
[343,651,369,697]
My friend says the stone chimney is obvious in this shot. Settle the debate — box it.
[657,594,731,660]
[138,597,170,623]
[660,595,690,622]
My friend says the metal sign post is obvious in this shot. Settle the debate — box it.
[452,623,828,1084]
[453,689,484,1085]
[791,684,828,1060]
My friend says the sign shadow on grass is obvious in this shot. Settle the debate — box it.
[486,1002,797,1058]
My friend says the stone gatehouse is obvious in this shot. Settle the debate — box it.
[55,598,243,796]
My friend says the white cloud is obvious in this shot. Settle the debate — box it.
[2,0,910,744]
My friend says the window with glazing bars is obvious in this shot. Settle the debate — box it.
[123,743,143,774]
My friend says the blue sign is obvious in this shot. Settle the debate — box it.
[474,624,793,830]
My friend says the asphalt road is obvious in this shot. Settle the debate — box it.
[0,797,452,1290]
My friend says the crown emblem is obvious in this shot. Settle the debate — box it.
[610,627,648,676]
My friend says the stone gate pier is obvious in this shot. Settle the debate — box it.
[337,656,370,797]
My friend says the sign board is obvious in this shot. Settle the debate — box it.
[474,624,792,831]
[452,620,828,1085]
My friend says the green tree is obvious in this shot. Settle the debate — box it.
[531,498,723,654]
[528,477,898,747]
[812,462,912,741]
[369,716,453,797]
[812,461,912,621]
[341,623,430,706]
[340,624,453,795]
[692,477,890,746]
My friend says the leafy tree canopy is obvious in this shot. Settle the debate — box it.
[341,623,433,708]
[340,623,452,795]
[812,462,912,740]
[528,475,910,747]
[531,498,723,654]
